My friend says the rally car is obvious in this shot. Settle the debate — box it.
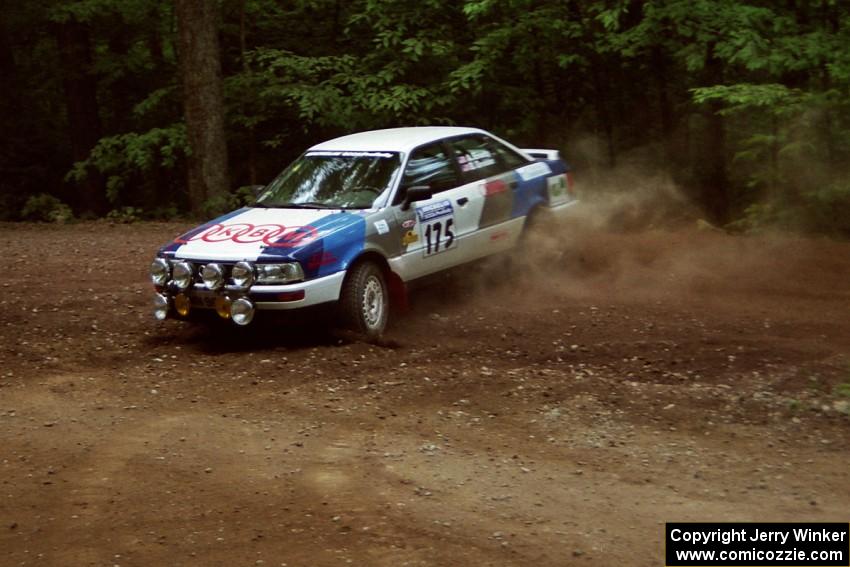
[150,127,576,337]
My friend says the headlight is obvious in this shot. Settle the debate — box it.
[255,262,305,284]
[150,258,170,286]
[231,261,255,290]
[230,297,255,326]
[171,261,193,291]
[201,263,225,290]
[153,293,169,320]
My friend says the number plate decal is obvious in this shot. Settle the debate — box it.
[415,199,457,256]
[190,291,217,309]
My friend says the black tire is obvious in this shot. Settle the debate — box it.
[339,261,389,338]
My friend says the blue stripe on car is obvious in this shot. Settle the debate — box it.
[259,212,366,279]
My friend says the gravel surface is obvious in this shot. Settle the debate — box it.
[0,220,848,566]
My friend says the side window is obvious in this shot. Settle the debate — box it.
[395,143,458,204]
[449,135,528,182]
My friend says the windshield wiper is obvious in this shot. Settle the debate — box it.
[277,201,338,209]
[252,201,345,209]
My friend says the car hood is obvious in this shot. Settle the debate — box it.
[160,207,366,264]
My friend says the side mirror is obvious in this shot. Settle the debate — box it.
[402,185,432,211]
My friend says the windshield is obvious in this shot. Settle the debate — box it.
[257,151,402,209]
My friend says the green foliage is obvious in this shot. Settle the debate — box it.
[22,194,74,223]
[729,179,850,236]
[201,195,235,219]
[692,84,810,115]
[200,185,258,218]
[67,124,188,204]
[232,185,260,208]
[106,206,143,223]
[3,0,850,229]
[147,204,180,220]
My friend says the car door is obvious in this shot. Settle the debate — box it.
[390,142,484,281]
[445,135,529,258]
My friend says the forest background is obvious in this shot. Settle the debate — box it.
[2,0,849,235]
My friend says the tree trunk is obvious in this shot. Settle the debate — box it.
[239,0,257,185]
[175,0,230,216]
[54,20,106,216]
[699,45,729,224]
[652,46,676,166]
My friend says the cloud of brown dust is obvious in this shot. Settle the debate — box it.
[470,156,850,313]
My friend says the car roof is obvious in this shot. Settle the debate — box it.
[308,126,487,154]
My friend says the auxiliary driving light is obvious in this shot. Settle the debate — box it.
[215,295,232,319]
[231,261,255,290]
[201,263,225,290]
[150,257,170,287]
[230,297,255,326]
[172,261,193,291]
[153,293,170,320]
[174,293,191,317]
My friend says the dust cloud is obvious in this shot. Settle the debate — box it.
[473,155,848,314]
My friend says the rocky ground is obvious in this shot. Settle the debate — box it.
[0,219,848,566]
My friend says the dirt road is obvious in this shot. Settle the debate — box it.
[1,220,848,566]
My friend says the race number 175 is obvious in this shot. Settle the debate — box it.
[423,217,455,255]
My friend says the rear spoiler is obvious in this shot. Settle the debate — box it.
[522,148,560,161]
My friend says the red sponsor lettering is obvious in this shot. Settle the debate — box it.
[173,224,224,244]
[266,225,318,248]
[173,223,318,248]
[202,223,254,242]
[233,224,286,243]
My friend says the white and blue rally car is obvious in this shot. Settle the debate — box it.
[150,127,576,336]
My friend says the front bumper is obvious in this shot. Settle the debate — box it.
[187,270,345,311]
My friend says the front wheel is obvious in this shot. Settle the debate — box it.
[339,261,389,338]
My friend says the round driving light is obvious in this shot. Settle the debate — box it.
[230,297,255,326]
[172,261,193,291]
[231,261,255,290]
[150,258,170,287]
[174,293,191,317]
[201,263,225,290]
[153,293,170,320]
[215,295,232,319]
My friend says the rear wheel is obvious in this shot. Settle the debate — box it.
[339,261,389,338]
